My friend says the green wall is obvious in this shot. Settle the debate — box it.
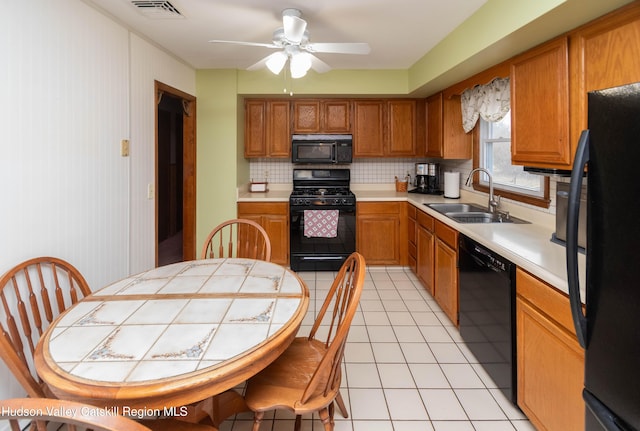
[195,69,241,248]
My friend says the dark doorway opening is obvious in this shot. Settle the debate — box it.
[155,81,196,267]
[158,95,184,265]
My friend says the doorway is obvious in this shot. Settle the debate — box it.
[155,81,196,266]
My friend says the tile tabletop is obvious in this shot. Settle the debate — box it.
[43,258,308,385]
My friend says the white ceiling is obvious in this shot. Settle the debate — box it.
[85,0,487,71]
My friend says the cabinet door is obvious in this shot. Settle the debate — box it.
[426,93,443,158]
[356,202,404,265]
[417,224,435,296]
[435,237,458,325]
[323,100,351,133]
[511,37,570,168]
[387,99,417,156]
[517,298,585,431]
[407,204,417,273]
[570,4,640,152]
[442,95,472,159]
[237,202,289,266]
[244,100,266,157]
[353,100,385,157]
[266,100,291,157]
[262,214,289,265]
[516,269,585,431]
[292,100,320,133]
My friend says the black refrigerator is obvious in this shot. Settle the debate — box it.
[567,82,640,430]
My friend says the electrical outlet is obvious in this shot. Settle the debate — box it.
[121,139,130,157]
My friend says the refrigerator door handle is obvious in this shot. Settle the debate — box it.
[567,129,589,348]
[583,389,634,431]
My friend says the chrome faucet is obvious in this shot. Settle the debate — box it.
[465,168,500,213]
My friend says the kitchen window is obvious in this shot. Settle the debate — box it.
[478,114,546,198]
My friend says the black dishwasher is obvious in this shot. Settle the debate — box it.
[458,234,517,404]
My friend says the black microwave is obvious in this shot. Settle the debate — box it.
[291,134,352,164]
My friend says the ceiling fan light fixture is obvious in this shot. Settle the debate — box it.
[266,51,288,74]
[290,52,312,78]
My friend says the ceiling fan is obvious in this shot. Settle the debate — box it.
[209,8,371,78]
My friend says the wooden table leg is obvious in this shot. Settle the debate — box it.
[192,390,250,428]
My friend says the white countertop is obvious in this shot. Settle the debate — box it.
[238,183,587,300]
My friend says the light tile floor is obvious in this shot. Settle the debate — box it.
[220,267,536,431]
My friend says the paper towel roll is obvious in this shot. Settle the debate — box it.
[444,171,460,198]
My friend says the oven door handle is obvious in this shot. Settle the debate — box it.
[300,256,345,261]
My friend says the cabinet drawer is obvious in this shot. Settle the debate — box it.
[357,202,401,214]
[435,220,457,249]
[516,268,578,335]
[237,202,288,216]
[417,211,434,231]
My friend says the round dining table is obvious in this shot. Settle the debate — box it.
[34,258,309,425]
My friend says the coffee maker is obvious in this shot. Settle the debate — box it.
[413,163,441,194]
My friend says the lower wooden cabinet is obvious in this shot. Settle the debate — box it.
[416,210,435,295]
[356,202,407,265]
[516,268,585,431]
[237,202,289,265]
[407,203,417,273]
[434,220,458,325]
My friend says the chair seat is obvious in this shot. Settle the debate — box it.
[244,337,337,414]
[140,418,218,431]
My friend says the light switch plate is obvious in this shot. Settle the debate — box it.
[121,139,130,157]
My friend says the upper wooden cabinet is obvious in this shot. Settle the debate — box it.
[353,99,425,157]
[244,99,291,158]
[387,99,425,157]
[510,37,570,168]
[569,3,640,153]
[353,100,385,156]
[510,3,640,170]
[292,99,351,133]
[426,92,471,159]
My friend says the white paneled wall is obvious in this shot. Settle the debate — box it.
[1,0,130,287]
[128,34,195,274]
[0,0,196,406]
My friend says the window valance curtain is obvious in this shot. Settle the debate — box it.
[461,77,510,133]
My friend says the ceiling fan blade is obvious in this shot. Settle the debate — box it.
[282,9,307,43]
[305,42,371,55]
[309,54,332,73]
[208,39,279,49]
[246,54,274,71]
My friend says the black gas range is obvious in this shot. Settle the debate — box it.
[289,169,355,208]
[289,169,356,271]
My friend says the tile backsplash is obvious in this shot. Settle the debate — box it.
[249,158,560,216]
[249,158,419,184]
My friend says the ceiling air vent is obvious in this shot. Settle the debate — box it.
[130,0,184,19]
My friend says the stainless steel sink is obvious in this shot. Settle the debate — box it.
[427,203,488,214]
[425,203,529,224]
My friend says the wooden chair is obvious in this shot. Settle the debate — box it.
[0,258,219,431]
[243,252,366,431]
[0,257,92,398]
[200,218,271,261]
